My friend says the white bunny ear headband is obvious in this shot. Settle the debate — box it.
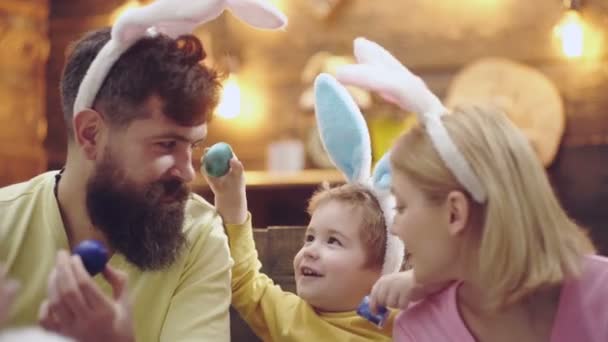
[73,0,287,115]
[335,38,486,203]
[314,73,405,275]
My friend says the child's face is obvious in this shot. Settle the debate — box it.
[391,172,461,286]
[293,199,381,312]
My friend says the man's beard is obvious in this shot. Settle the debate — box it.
[86,153,190,271]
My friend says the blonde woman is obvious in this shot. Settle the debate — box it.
[337,37,608,342]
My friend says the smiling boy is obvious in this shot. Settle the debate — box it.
[204,158,415,341]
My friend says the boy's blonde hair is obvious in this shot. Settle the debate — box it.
[391,105,594,308]
[307,183,387,269]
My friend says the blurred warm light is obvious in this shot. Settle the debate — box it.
[554,11,584,58]
[217,74,241,119]
[214,69,266,132]
[110,1,140,24]
[553,10,604,59]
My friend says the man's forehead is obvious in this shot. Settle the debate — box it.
[129,113,208,142]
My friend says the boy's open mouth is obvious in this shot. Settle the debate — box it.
[300,266,323,277]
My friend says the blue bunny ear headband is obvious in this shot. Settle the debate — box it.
[73,0,287,116]
[314,73,405,275]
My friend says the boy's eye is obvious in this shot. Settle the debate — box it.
[304,234,314,243]
[328,237,342,246]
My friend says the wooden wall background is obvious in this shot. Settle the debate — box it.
[1,0,607,249]
[0,0,49,184]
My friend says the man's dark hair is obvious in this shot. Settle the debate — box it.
[61,27,220,138]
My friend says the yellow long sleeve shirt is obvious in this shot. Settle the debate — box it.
[226,215,395,342]
[0,171,232,341]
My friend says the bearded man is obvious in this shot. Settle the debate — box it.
[1,26,230,342]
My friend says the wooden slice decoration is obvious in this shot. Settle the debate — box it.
[445,58,565,167]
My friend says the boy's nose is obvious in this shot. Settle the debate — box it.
[302,244,320,260]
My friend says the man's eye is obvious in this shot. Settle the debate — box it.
[158,141,177,150]
[192,142,203,151]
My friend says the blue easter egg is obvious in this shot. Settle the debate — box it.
[73,240,109,276]
[356,295,389,328]
[202,142,233,177]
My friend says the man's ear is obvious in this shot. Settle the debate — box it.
[446,190,470,236]
[73,109,105,161]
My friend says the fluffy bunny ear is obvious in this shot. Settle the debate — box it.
[226,0,288,30]
[74,0,287,115]
[335,37,444,117]
[314,73,371,183]
[336,37,487,203]
[353,37,404,72]
[371,152,391,191]
[113,0,286,43]
[371,152,406,275]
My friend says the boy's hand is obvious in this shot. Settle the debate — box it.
[0,264,19,327]
[203,157,248,225]
[38,251,134,342]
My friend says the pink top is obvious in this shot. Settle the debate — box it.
[394,255,608,342]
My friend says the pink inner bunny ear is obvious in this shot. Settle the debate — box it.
[335,64,401,105]
[227,0,287,29]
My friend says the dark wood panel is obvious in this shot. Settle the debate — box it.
[0,0,49,186]
[45,0,119,170]
[549,144,608,255]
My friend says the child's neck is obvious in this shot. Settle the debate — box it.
[456,281,561,342]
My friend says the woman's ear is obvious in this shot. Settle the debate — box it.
[73,109,104,161]
[446,190,470,236]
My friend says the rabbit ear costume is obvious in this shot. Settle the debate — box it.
[73,0,287,116]
[336,38,486,203]
[313,73,405,275]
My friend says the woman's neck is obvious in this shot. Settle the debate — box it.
[456,280,561,342]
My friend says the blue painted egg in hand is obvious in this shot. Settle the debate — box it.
[202,142,233,177]
[73,240,109,276]
[357,295,389,328]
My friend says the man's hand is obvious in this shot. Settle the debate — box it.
[203,156,248,225]
[0,264,19,327]
[38,251,133,342]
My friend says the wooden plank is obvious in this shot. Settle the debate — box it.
[264,226,306,277]
[0,0,48,19]
[0,0,48,186]
[422,60,608,147]
[224,0,608,71]
[50,0,123,19]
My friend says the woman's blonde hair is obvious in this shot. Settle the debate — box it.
[391,105,594,308]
